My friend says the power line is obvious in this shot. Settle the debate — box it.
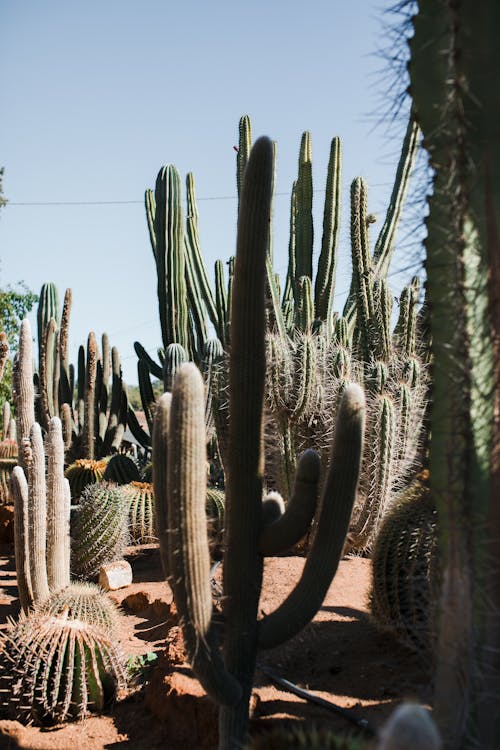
[6,184,394,207]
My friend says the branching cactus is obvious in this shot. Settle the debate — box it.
[153,137,366,750]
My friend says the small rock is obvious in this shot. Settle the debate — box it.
[99,560,133,590]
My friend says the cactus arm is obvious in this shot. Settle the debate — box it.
[10,465,33,612]
[314,136,342,322]
[350,178,375,358]
[372,116,420,277]
[145,188,157,259]
[294,132,313,284]
[127,405,151,449]
[13,319,36,468]
[265,257,287,339]
[214,259,228,346]
[58,289,72,406]
[46,417,70,592]
[37,282,60,367]
[185,172,219,330]
[138,359,156,436]
[133,340,163,380]
[82,333,97,460]
[236,114,252,209]
[258,383,365,649]
[258,449,320,556]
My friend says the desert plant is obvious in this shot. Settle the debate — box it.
[248,725,365,749]
[407,2,500,745]
[36,581,121,631]
[103,452,141,485]
[369,479,439,655]
[153,137,366,750]
[121,480,156,544]
[71,482,129,580]
[0,612,126,725]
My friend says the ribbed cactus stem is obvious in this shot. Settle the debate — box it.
[295,131,313,283]
[2,399,10,441]
[350,177,375,358]
[10,465,33,612]
[295,275,314,332]
[258,383,365,649]
[83,332,97,459]
[315,136,342,322]
[13,319,35,469]
[152,392,171,578]
[46,417,70,593]
[27,423,50,604]
[236,114,253,207]
[163,364,240,704]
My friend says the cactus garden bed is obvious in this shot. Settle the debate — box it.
[0,543,431,749]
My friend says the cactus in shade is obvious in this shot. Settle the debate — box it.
[248,726,365,750]
[405,3,500,745]
[369,480,439,655]
[103,453,141,485]
[206,487,225,556]
[153,138,366,750]
[0,612,126,725]
[71,482,129,580]
[64,458,107,500]
[37,581,121,631]
[121,481,156,544]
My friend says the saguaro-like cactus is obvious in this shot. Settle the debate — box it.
[153,137,365,750]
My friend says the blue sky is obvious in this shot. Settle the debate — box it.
[0,0,419,384]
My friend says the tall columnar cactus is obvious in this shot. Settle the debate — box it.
[12,319,35,469]
[10,415,71,612]
[153,138,366,750]
[37,281,59,368]
[408,3,500,746]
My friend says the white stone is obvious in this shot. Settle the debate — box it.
[98,560,133,591]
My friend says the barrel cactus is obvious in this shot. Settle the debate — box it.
[121,481,156,544]
[71,482,129,580]
[64,458,107,500]
[369,479,439,655]
[103,453,141,485]
[36,581,121,631]
[0,612,126,725]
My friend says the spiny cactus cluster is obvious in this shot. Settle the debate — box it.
[64,457,107,500]
[37,581,122,631]
[121,480,156,544]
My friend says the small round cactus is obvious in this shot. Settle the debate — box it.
[0,612,126,725]
[64,458,107,500]
[37,581,121,631]
[103,453,141,485]
[121,481,156,544]
[71,482,129,580]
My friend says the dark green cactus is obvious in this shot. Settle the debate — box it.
[71,482,129,580]
[369,480,439,656]
[153,138,366,750]
[407,2,500,745]
[103,453,141,485]
[0,612,126,724]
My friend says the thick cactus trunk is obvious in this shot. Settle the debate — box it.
[409,2,500,746]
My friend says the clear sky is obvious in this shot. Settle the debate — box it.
[0,0,419,385]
